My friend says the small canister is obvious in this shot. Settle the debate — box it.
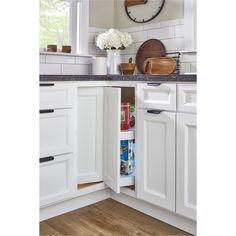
[92,57,107,75]
[121,102,130,131]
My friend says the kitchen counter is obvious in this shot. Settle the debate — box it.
[40,74,197,82]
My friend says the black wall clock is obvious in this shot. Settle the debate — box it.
[124,0,165,23]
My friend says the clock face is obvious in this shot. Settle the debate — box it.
[125,0,165,23]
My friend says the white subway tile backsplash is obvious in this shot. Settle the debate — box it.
[181,53,197,62]
[143,22,161,30]
[174,25,184,38]
[89,43,105,56]
[162,37,185,51]
[147,27,174,40]
[46,55,75,64]
[180,62,191,74]
[121,44,135,55]
[190,62,197,73]
[40,63,61,75]
[89,27,98,33]
[61,64,90,75]
[89,32,97,43]
[124,54,136,63]
[120,26,144,33]
[130,31,147,43]
[75,57,92,65]
[160,19,180,27]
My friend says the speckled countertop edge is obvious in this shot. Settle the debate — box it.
[39,74,197,82]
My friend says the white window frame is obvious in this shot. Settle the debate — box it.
[40,0,89,55]
[68,0,89,54]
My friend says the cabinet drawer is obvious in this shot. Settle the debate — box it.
[40,153,74,207]
[40,83,73,109]
[40,109,73,157]
[177,84,196,113]
[137,83,176,111]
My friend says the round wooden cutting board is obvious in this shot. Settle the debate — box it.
[136,39,166,73]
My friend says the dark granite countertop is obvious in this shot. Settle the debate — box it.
[40,74,197,82]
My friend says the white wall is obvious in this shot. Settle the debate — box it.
[89,0,115,28]
[114,0,184,28]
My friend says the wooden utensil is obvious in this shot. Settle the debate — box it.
[136,39,166,74]
[142,57,177,75]
[120,58,136,75]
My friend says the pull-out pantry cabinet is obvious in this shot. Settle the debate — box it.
[76,87,135,193]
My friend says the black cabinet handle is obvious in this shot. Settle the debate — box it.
[147,83,161,87]
[40,83,55,87]
[147,109,164,115]
[40,156,54,163]
[40,109,54,114]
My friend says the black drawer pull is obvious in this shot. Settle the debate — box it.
[147,109,163,115]
[40,109,54,114]
[40,83,55,87]
[147,83,161,87]
[40,156,54,163]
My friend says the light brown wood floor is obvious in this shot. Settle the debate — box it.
[40,198,192,236]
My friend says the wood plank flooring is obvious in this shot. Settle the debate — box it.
[40,199,192,236]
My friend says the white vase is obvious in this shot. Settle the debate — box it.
[106,49,121,75]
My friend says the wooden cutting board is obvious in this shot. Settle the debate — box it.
[136,39,166,73]
[142,57,177,75]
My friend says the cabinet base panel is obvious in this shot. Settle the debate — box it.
[40,189,110,221]
[110,191,196,235]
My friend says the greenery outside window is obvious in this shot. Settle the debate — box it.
[40,0,89,54]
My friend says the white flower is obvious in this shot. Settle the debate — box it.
[95,28,133,50]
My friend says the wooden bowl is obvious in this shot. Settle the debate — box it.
[120,63,135,75]
[47,45,57,52]
[142,57,177,75]
[62,45,71,53]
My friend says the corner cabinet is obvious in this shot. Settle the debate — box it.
[136,109,176,211]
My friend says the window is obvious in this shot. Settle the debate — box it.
[39,0,89,54]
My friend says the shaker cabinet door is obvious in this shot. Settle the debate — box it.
[176,113,197,220]
[103,87,121,193]
[137,109,176,211]
[40,109,73,158]
[77,88,104,184]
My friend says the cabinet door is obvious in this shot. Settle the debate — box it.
[103,87,121,193]
[40,153,74,207]
[137,109,175,211]
[40,109,73,158]
[176,113,197,220]
[77,88,103,184]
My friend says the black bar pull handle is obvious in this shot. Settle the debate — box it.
[40,109,54,114]
[40,156,54,163]
[147,109,164,115]
[147,83,161,87]
[40,83,55,87]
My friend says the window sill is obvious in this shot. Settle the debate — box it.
[40,52,93,58]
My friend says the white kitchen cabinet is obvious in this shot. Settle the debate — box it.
[40,153,74,207]
[137,109,176,211]
[40,83,73,110]
[40,109,73,158]
[176,113,197,220]
[77,88,103,184]
[177,84,196,113]
[137,83,176,111]
[103,87,135,193]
